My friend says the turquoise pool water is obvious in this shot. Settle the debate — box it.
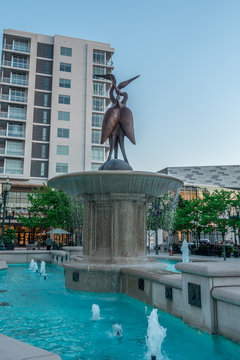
[0,264,240,360]
[158,259,181,273]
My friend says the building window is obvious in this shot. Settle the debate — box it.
[93,66,106,79]
[93,82,105,96]
[91,146,104,161]
[44,94,48,107]
[45,62,51,74]
[8,123,24,137]
[41,144,47,158]
[13,40,29,52]
[6,141,24,156]
[44,77,50,90]
[57,145,69,156]
[43,110,48,124]
[92,98,104,112]
[92,130,101,144]
[60,47,72,57]
[59,78,71,88]
[56,162,68,173]
[40,162,45,176]
[5,159,23,174]
[42,127,47,141]
[92,113,104,127]
[60,62,71,72]
[58,94,70,105]
[58,111,70,121]
[57,128,69,138]
[9,105,25,120]
[91,163,100,171]
[93,50,105,65]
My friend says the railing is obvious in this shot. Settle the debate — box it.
[2,60,29,69]
[3,43,30,53]
[4,168,23,174]
[0,94,27,103]
[92,106,105,112]
[93,59,113,66]
[0,130,7,136]
[0,167,4,174]
[0,77,28,86]
[0,148,24,156]
[10,95,27,103]
[7,112,26,120]
[7,130,25,138]
[6,149,24,156]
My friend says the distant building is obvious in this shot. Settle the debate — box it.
[0,29,114,245]
[158,165,240,200]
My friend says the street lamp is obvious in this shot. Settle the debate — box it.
[0,178,12,251]
[150,198,164,255]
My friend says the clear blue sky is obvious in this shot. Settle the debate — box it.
[1,0,240,172]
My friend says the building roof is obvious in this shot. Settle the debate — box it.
[158,165,240,189]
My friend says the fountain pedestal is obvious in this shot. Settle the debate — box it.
[84,193,147,260]
[49,171,183,292]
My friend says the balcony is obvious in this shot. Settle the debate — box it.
[7,130,25,138]
[0,112,26,121]
[0,130,25,138]
[3,43,30,53]
[0,77,28,86]
[0,94,27,103]
[93,59,114,67]
[2,60,29,70]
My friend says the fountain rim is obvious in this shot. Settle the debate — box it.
[48,170,183,197]
[48,170,183,183]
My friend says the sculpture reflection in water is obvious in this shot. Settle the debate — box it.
[95,74,139,170]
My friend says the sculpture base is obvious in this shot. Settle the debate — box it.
[99,159,133,171]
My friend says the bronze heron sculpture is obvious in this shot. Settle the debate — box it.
[95,73,139,165]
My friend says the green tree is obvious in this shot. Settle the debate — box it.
[173,196,206,246]
[201,190,234,242]
[17,186,72,242]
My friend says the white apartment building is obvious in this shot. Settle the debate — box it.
[0,29,114,211]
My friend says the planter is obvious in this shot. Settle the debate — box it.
[4,243,15,250]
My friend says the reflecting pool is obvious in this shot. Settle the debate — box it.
[0,264,239,360]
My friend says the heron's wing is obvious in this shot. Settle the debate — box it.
[101,107,120,143]
[118,75,140,90]
[119,107,136,144]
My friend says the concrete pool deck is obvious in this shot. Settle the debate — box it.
[0,334,61,360]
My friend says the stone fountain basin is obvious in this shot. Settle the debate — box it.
[48,170,183,197]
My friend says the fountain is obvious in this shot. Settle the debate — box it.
[48,73,183,292]
[40,261,46,279]
[181,239,190,263]
[112,323,123,337]
[28,259,34,271]
[33,261,38,272]
[91,304,101,320]
[146,309,166,360]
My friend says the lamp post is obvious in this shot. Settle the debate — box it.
[0,178,12,251]
[150,198,164,255]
